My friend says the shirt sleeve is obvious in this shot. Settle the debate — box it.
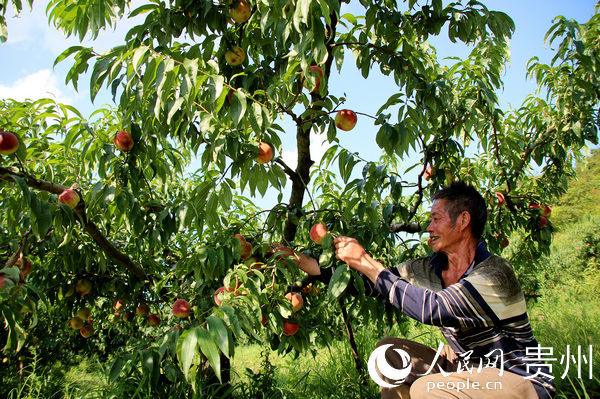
[374,269,495,329]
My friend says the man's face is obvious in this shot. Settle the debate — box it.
[426,199,463,253]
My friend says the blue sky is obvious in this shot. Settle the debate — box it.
[0,0,598,207]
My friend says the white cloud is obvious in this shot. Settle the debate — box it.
[281,129,332,171]
[0,69,71,104]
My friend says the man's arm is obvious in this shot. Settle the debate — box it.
[271,243,389,298]
[333,236,496,329]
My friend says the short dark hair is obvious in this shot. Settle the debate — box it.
[432,181,487,239]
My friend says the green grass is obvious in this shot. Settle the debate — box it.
[525,217,600,398]
[231,326,381,399]
[230,317,447,399]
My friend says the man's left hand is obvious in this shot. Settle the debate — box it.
[333,236,384,283]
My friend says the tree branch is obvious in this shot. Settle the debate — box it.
[0,166,149,281]
[282,11,338,243]
[389,222,424,234]
[3,232,31,269]
[274,158,298,181]
[515,126,558,172]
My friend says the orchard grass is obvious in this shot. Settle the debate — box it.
[526,216,600,398]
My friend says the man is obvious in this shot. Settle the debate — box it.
[281,181,555,398]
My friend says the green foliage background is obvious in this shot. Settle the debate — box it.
[0,0,599,397]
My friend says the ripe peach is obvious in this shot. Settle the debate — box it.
[310,223,328,245]
[136,304,150,317]
[0,131,19,155]
[172,299,191,318]
[241,241,252,260]
[80,325,94,338]
[148,314,161,327]
[334,110,357,131]
[302,65,323,92]
[58,189,80,209]
[285,292,303,312]
[542,205,552,218]
[255,142,273,164]
[113,130,134,152]
[213,284,240,306]
[282,320,299,336]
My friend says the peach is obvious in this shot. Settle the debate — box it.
[302,65,323,92]
[285,292,303,312]
[334,110,357,131]
[148,314,161,327]
[0,131,19,155]
[136,304,150,317]
[75,279,92,296]
[225,46,246,66]
[310,223,328,245]
[113,130,134,152]
[229,0,251,23]
[172,299,191,318]
[58,189,80,209]
[80,325,94,338]
[255,142,273,164]
[282,320,299,336]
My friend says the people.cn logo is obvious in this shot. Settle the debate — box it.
[367,344,412,388]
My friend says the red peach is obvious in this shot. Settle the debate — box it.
[256,142,273,164]
[172,299,191,318]
[0,131,19,155]
[282,320,299,336]
[310,223,328,245]
[113,130,134,152]
[58,189,80,209]
[334,110,357,131]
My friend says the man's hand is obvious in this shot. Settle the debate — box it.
[333,236,384,283]
[270,244,320,276]
[441,344,457,364]
[333,236,367,268]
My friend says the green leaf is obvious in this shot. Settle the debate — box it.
[196,327,221,382]
[176,328,200,380]
[230,90,247,126]
[206,315,230,357]
[109,357,125,382]
[132,45,149,73]
[54,45,86,66]
[328,264,350,299]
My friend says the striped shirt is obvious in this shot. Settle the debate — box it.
[373,242,555,398]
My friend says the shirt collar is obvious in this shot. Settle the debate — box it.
[431,241,491,281]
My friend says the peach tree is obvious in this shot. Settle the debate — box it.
[1,0,599,395]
